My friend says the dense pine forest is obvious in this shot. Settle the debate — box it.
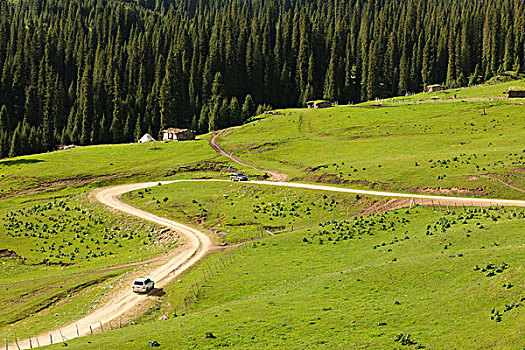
[0,0,524,158]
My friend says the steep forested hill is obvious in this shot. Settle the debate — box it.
[0,0,524,157]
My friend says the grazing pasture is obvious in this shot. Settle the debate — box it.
[217,81,525,199]
[45,193,525,349]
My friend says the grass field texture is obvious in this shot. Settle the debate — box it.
[218,80,525,199]
[0,191,172,340]
[44,181,524,349]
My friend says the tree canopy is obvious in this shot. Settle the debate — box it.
[0,0,523,157]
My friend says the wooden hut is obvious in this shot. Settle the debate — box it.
[161,128,196,141]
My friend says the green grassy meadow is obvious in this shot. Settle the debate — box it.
[0,80,524,347]
[0,190,173,340]
[0,139,251,198]
[0,138,243,340]
[46,186,525,348]
[218,80,525,199]
[122,181,375,245]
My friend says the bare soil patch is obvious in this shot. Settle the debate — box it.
[301,173,384,189]
[0,249,22,259]
[404,187,487,196]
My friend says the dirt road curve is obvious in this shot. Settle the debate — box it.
[13,179,524,349]
[14,182,212,350]
[209,129,288,181]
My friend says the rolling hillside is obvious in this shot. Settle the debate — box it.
[217,80,525,199]
[0,80,524,349]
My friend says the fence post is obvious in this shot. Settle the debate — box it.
[59,330,66,341]
[119,319,122,329]
[29,337,32,349]
[35,336,40,348]
[89,325,93,335]
[76,324,79,337]
[14,332,19,350]
[49,334,53,345]
[99,321,104,332]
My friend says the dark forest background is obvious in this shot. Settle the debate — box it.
[0,0,524,157]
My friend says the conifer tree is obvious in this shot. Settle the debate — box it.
[110,72,123,143]
[242,94,255,122]
[9,124,21,158]
[229,97,241,126]
[80,65,94,145]
[197,103,209,134]
[0,105,8,158]
[422,38,435,88]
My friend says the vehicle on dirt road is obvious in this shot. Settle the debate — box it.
[230,173,248,181]
[132,277,154,293]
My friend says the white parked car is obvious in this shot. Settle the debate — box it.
[132,277,154,293]
[230,173,248,181]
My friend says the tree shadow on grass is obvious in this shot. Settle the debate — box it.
[148,288,166,297]
[0,158,44,167]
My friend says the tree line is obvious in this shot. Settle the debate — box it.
[0,0,524,158]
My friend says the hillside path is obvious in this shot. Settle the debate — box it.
[209,128,288,181]
[13,181,212,350]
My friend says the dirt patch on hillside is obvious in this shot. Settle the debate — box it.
[248,141,286,153]
[165,161,238,176]
[358,198,411,216]
[226,222,260,227]
[153,228,181,245]
[165,161,267,180]
[300,173,384,189]
[404,187,486,196]
[0,249,22,259]
[480,174,525,193]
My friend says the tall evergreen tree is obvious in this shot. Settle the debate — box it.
[0,105,8,158]
[242,94,255,122]
[80,65,94,145]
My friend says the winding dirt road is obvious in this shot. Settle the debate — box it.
[14,181,212,350]
[12,178,525,349]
